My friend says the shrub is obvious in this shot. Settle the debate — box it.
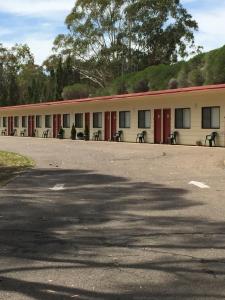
[133,79,149,93]
[168,78,178,89]
[188,69,204,86]
[117,81,128,94]
[62,83,89,100]
[71,123,76,140]
[77,132,84,139]
[177,67,190,88]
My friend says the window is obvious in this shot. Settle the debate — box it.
[3,117,7,127]
[202,107,220,129]
[63,114,70,128]
[22,116,27,128]
[75,113,83,128]
[119,111,130,128]
[45,115,52,128]
[36,115,42,128]
[175,108,191,129]
[138,110,150,128]
[14,116,19,128]
[93,112,102,128]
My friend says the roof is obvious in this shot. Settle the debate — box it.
[1,83,225,111]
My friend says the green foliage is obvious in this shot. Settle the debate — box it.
[168,78,178,89]
[62,83,89,100]
[117,81,128,95]
[204,46,225,84]
[53,0,198,87]
[84,125,89,141]
[71,123,76,140]
[133,79,149,93]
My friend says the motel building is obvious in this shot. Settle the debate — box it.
[0,84,225,147]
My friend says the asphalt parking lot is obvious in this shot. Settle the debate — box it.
[0,136,225,299]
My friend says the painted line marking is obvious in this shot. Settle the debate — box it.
[189,181,210,189]
[49,184,65,191]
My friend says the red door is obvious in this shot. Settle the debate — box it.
[53,114,61,138]
[8,116,13,136]
[104,112,110,141]
[85,113,90,129]
[163,109,171,144]
[28,116,35,137]
[154,110,162,144]
[111,111,117,140]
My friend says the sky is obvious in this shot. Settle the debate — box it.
[0,0,225,65]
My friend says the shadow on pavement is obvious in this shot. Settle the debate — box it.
[0,169,225,299]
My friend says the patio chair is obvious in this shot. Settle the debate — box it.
[1,129,7,136]
[57,127,65,139]
[136,131,147,143]
[168,131,178,145]
[10,129,17,136]
[20,129,26,137]
[42,129,49,138]
[92,130,101,141]
[205,132,217,147]
[113,130,123,142]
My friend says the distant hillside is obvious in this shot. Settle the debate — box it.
[93,45,225,96]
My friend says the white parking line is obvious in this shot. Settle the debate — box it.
[188,181,210,189]
[49,184,65,191]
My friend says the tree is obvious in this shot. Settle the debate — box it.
[53,0,198,88]
[133,79,149,93]
[126,0,198,65]
[62,83,89,100]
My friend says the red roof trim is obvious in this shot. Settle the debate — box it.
[1,84,225,111]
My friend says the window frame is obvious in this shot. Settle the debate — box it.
[63,114,70,128]
[93,112,102,128]
[36,115,42,128]
[14,116,19,128]
[202,106,220,129]
[45,115,52,128]
[3,117,7,128]
[119,111,131,128]
[75,113,83,128]
[138,110,151,129]
[22,116,27,128]
[175,108,191,129]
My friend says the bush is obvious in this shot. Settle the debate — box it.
[117,81,128,94]
[133,79,149,93]
[71,123,76,140]
[77,132,84,139]
[62,83,89,100]
[168,78,178,89]
[188,69,204,86]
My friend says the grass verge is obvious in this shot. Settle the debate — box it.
[0,151,35,186]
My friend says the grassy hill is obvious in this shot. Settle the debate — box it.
[94,45,225,96]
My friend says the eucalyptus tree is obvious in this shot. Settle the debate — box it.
[53,0,198,88]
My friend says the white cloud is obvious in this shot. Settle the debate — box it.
[4,34,55,64]
[0,0,75,19]
[191,5,225,51]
